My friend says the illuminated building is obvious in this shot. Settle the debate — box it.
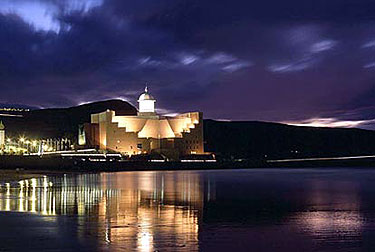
[79,87,204,158]
[0,121,5,148]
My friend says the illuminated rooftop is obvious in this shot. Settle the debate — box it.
[138,86,155,102]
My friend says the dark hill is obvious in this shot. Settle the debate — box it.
[3,101,375,159]
[204,119,375,159]
[1,100,137,139]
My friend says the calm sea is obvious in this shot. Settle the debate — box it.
[1,168,375,251]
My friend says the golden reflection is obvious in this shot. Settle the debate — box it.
[18,186,24,212]
[31,180,36,213]
[138,231,153,252]
[0,171,210,251]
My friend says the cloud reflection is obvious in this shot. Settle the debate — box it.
[292,178,363,245]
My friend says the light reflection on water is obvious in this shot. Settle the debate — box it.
[1,169,375,251]
[290,177,364,248]
[295,211,363,239]
[0,177,56,215]
[0,171,209,251]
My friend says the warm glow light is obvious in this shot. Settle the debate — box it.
[138,232,153,252]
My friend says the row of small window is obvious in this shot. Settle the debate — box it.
[186,140,199,144]
[188,146,198,150]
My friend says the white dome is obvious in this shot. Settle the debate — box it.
[138,87,155,101]
[138,93,155,101]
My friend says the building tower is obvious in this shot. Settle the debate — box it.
[137,86,157,117]
[0,121,5,148]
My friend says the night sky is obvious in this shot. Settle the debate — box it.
[1,0,375,128]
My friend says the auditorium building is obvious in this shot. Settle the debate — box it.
[79,87,204,158]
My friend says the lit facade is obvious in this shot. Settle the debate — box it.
[80,88,204,157]
[0,121,5,148]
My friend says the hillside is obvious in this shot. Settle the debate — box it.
[204,119,375,159]
[2,100,375,160]
[0,100,137,139]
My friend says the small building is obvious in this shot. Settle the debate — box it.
[79,88,204,158]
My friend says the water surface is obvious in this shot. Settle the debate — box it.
[1,168,375,251]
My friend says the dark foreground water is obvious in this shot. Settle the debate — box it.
[1,168,375,251]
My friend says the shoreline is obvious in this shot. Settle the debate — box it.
[1,155,375,173]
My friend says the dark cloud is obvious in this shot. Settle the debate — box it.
[1,0,375,128]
